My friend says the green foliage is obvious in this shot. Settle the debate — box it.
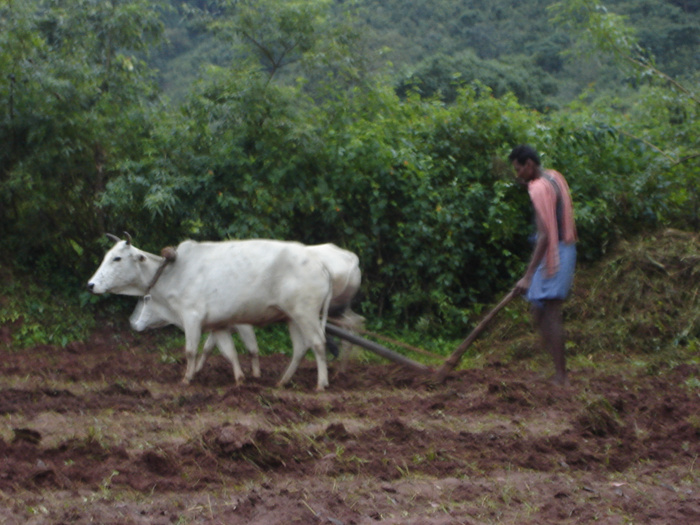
[208,0,331,77]
[550,0,700,81]
[158,1,700,110]
[549,0,700,233]
[0,0,698,342]
[0,0,167,283]
[0,272,96,348]
[394,51,558,110]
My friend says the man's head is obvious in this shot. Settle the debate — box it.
[509,144,541,184]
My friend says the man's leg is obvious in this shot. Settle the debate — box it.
[537,299,567,385]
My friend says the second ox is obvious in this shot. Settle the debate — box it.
[130,242,362,382]
[88,237,334,390]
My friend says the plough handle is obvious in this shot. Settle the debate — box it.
[434,289,518,382]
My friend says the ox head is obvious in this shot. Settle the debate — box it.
[87,233,152,296]
[129,295,170,332]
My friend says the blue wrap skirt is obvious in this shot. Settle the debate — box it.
[526,242,576,309]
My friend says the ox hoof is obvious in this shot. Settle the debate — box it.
[181,377,192,386]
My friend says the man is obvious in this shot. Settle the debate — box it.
[509,145,577,386]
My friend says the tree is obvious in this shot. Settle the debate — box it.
[394,51,558,110]
[549,0,699,229]
[0,0,165,280]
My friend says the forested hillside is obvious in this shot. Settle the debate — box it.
[158,0,700,107]
[0,0,698,343]
[363,0,699,103]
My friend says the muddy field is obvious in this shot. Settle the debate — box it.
[0,320,698,525]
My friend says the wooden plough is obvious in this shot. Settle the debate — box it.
[434,289,517,382]
[325,323,432,374]
[327,288,517,384]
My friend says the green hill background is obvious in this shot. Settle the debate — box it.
[155,0,700,108]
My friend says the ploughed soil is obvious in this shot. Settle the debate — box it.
[0,324,698,525]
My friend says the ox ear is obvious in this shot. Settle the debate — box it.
[105,233,121,244]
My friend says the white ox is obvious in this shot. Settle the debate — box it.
[130,243,362,381]
[130,298,263,381]
[88,237,334,390]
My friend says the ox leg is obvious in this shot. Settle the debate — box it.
[195,332,217,374]
[305,317,330,391]
[235,324,261,378]
[277,321,309,389]
[310,340,329,392]
[182,321,203,384]
[213,331,244,385]
[195,331,244,384]
[278,320,328,391]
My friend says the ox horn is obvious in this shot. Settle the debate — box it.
[105,233,121,243]
[123,231,133,245]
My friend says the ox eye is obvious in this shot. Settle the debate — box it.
[113,256,122,262]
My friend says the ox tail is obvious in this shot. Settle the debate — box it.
[336,308,365,332]
[319,264,333,339]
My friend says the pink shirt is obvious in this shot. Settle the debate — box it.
[528,169,577,276]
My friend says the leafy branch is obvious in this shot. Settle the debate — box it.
[549,0,699,106]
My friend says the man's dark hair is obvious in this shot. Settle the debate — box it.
[509,144,540,166]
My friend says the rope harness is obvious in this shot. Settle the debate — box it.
[144,246,177,297]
